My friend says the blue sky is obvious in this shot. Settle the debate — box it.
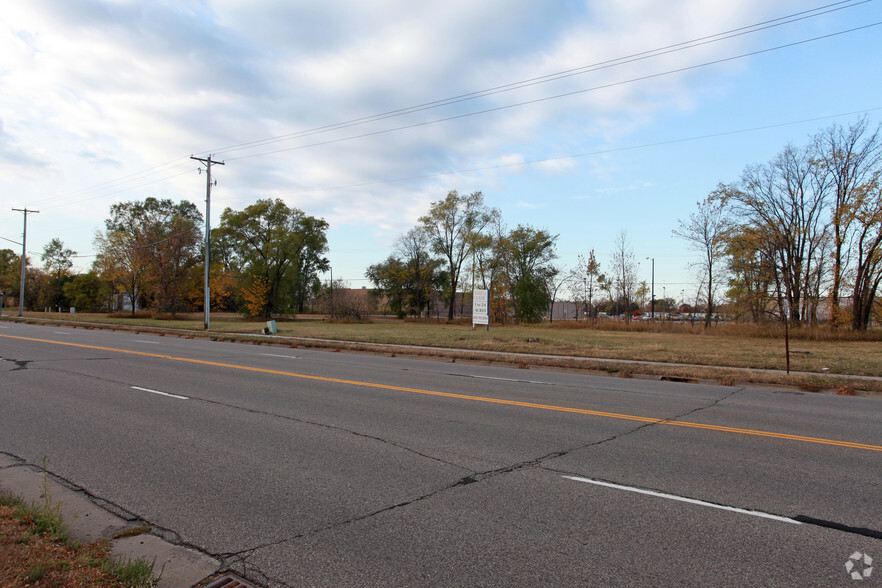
[2,0,880,305]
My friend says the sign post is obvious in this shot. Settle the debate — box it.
[472,288,489,331]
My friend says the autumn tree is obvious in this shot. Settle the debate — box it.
[419,190,498,320]
[847,172,882,329]
[811,117,882,326]
[95,197,202,314]
[367,228,443,318]
[723,225,777,323]
[720,144,830,325]
[215,198,329,317]
[568,250,600,320]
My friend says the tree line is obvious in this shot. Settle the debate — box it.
[4,118,879,329]
[677,117,881,330]
[2,197,329,318]
[368,118,881,329]
[366,189,562,323]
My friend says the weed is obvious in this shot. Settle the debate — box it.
[836,385,856,396]
[113,525,151,539]
[25,562,50,582]
[102,554,161,587]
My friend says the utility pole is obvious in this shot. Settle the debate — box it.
[191,155,225,330]
[12,208,38,317]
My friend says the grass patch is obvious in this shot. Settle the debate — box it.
[102,554,160,587]
[0,459,160,587]
[13,311,882,390]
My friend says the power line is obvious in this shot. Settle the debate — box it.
[199,0,866,159]
[224,106,882,199]
[25,1,868,209]
[1,236,23,247]
[224,22,882,162]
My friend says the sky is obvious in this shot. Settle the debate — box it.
[2,0,881,305]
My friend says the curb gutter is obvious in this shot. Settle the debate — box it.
[0,453,220,588]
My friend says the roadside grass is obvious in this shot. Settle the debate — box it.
[0,465,159,587]
[11,311,882,390]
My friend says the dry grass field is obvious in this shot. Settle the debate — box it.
[9,312,880,383]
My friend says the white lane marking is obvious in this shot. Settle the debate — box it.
[262,353,300,359]
[471,374,548,385]
[563,476,801,525]
[0,325,8,329]
[53,331,71,335]
[131,386,188,400]
[135,340,160,344]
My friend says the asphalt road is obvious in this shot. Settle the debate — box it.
[1,321,880,586]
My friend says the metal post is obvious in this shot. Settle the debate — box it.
[650,257,655,319]
[12,208,38,317]
[191,155,224,330]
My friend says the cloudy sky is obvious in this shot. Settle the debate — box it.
[2,0,880,302]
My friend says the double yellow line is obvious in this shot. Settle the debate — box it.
[3,333,881,452]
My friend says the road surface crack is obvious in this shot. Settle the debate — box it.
[539,386,746,473]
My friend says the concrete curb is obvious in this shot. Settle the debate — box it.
[0,454,219,587]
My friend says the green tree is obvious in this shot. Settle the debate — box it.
[366,256,408,317]
[419,190,498,320]
[215,198,329,317]
[0,249,21,301]
[63,271,109,312]
[39,238,77,310]
[366,228,443,318]
[496,225,558,323]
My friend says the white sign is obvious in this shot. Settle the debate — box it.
[472,289,489,325]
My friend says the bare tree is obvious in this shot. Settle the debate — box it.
[674,195,730,327]
[721,144,830,325]
[610,230,638,323]
[848,173,882,329]
[568,250,600,320]
[812,117,882,326]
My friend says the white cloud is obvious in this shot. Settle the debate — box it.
[1,0,876,284]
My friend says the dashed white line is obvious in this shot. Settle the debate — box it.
[53,331,71,335]
[471,374,549,385]
[262,353,300,359]
[563,475,800,525]
[131,386,188,400]
[135,340,160,344]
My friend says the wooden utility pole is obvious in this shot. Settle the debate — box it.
[11,208,38,317]
[190,155,225,330]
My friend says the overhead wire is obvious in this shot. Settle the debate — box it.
[223,21,882,162]
[199,0,867,158]
[224,107,882,198]
[25,1,870,208]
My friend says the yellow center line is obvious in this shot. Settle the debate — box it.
[4,333,881,452]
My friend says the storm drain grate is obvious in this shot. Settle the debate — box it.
[203,574,258,588]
